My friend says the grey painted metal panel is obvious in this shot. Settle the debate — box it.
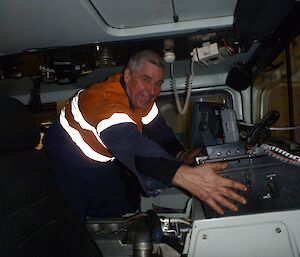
[90,0,236,28]
[0,0,234,55]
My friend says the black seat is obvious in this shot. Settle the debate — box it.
[0,96,103,257]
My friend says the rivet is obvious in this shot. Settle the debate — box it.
[275,227,281,233]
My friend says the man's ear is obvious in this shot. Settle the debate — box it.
[123,67,131,84]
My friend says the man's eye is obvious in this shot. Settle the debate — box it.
[157,81,163,87]
[143,78,150,83]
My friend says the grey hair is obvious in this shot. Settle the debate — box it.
[127,50,165,72]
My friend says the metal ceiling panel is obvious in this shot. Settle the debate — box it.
[90,0,174,28]
[0,0,103,55]
[174,0,237,21]
[90,0,237,28]
[0,0,236,55]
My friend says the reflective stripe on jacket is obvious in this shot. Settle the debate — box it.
[59,73,158,162]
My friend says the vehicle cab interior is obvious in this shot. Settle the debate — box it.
[1,0,300,257]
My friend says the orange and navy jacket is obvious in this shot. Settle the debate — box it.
[58,74,183,195]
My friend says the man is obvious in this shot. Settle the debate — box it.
[43,50,247,222]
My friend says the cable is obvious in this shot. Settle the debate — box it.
[261,143,300,166]
[222,38,236,56]
[240,122,300,131]
[170,60,194,115]
[246,111,280,146]
[269,125,300,131]
[168,219,191,226]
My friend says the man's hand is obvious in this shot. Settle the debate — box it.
[172,162,247,214]
[176,148,206,165]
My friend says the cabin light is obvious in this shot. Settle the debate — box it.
[163,39,176,64]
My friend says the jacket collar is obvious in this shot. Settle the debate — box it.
[120,75,135,110]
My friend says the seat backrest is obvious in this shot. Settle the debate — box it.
[0,96,102,257]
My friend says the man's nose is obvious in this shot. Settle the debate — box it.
[146,83,156,95]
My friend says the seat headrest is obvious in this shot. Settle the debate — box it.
[0,96,40,152]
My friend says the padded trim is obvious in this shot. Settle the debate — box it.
[0,96,40,152]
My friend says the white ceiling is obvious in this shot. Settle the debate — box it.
[92,0,236,28]
[0,0,237,55]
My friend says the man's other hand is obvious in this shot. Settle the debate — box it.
[176,148,206,165]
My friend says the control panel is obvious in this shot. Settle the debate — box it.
[201,154,300,218]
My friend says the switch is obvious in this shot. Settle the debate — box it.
[245,172,252,186]
[267,181,279,193]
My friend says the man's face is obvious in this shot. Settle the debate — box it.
[124,60,164,110]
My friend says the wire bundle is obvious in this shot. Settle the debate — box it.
[247,111,280,146]
[261,143,300,166]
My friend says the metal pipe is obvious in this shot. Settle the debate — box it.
[285,44,295,141]
[127,217,153,257]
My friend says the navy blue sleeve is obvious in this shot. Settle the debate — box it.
[143,113,184,157]
[100,122,182,187]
